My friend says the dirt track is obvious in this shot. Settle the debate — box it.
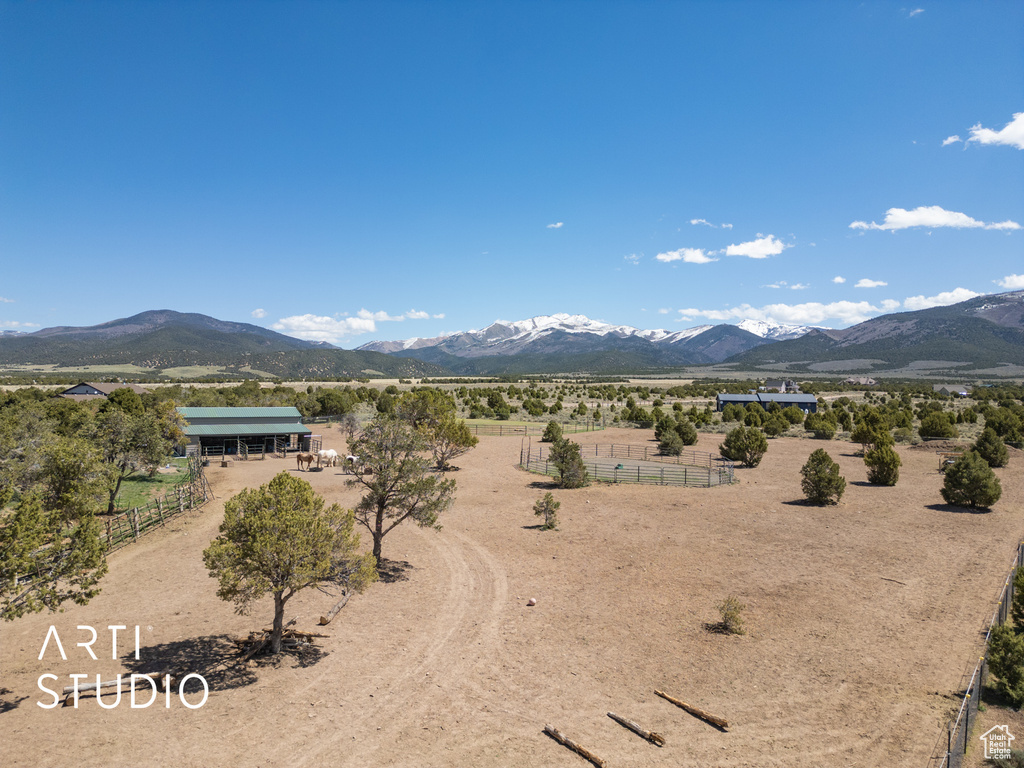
[2,426,1022,767]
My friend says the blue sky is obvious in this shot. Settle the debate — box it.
[1,1,1022,348]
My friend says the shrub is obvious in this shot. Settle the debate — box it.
[941,450,1002,509]
[541,421,563,443]
[658,430,684,456]
[781,406,806,425]
[800,448,846,505]
[864,444,901,486]
[716,596,746,635]
[674,418,698,446]
[988,623,1024,708]
[919,411,957,439]
[974,427,1009,468]
[804,412,836,439]
[719,426,768,468]
[533,492,560,530]
[762,414,789,438]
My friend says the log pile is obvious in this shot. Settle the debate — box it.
[233,628,329,659]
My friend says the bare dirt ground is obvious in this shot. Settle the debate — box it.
[2,427,1022,767]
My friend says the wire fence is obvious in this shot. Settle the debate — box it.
[927,541,1024,768]
[100,455,211,554]
[519,442,734,487]
[467,420,605,437]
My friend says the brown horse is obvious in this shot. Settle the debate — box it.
[296,452,316,471]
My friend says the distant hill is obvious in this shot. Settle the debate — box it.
[0,310,448,379]
[727,290,1024,370]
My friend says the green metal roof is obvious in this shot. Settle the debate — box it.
[183,422,312,437]
[177,407,302,419]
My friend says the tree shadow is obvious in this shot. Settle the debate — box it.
[849,480,875,487]
[522,523,547,530]
[925,503,992,515]
[527,480,560,490]
[0,687,28,715]
[119,634,258,695]
[377,558,414,583]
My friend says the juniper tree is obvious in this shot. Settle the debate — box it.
[203,472,376,654]
[941,450,1002,509]
[800,448,846,505]
[974,427,1009,468]
[719,426,768,468]
[864,444,901,486]
[347,414,456,563]
[549,438,590,488]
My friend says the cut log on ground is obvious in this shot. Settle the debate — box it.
[319,592,350,625]
[655,689,729,730]
[543,725,606,767]
[607,711,665,746]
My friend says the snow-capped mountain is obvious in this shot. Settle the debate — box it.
[356,312,810,368]
[736,319,826,341]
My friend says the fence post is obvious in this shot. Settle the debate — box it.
[660,467,664,485]
[132,509,140,541]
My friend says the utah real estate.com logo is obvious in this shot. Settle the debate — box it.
[980,725,1014,762]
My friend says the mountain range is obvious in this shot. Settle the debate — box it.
[0,310,447,379]
[355,313,815,374]
[1,291,1022,379]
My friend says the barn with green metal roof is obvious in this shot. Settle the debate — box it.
[176,406,313,457]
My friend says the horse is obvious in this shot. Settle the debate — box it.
[318,448,339,468]
[296,452,316,471]
[344,455,362,474]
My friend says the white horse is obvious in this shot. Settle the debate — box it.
[318,448,339,468]
[344,455,362,474]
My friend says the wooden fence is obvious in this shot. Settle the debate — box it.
[101,455,210,553]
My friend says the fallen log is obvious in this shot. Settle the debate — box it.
[543,725,605,767]
[607,711,665,746]
[319,591,351,625]
[655,689,729,730]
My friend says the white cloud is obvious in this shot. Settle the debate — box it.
[832,276,846,284]
[764,282,784,289]
[689,218,733,229]
[850,205,1021,231]
[724,234,788,259]
[0,297,13,303]
[790,283,809,290]
[655,247,717,264]
[623,253,641,265]
[251,308,267,319]
[432,313,446,319]
[547,222,564,229]
[678,299,901,327]
[0,320,39,330]
[658,308,671,314]
[903,287,982,311]
[855,278,888,288]
[908,8,924,17]
[996,274,1024,290]
[968,112,1024,150]
[272,308,438,343]
[942,135,961,146]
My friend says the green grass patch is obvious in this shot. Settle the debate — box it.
[114,460,189,511]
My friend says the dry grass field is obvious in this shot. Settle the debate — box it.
[2,426,1022,767]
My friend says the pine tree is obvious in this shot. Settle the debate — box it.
[533,493,560,530]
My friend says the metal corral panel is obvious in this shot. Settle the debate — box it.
[183,422,312,437]
[177,407,303,420]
